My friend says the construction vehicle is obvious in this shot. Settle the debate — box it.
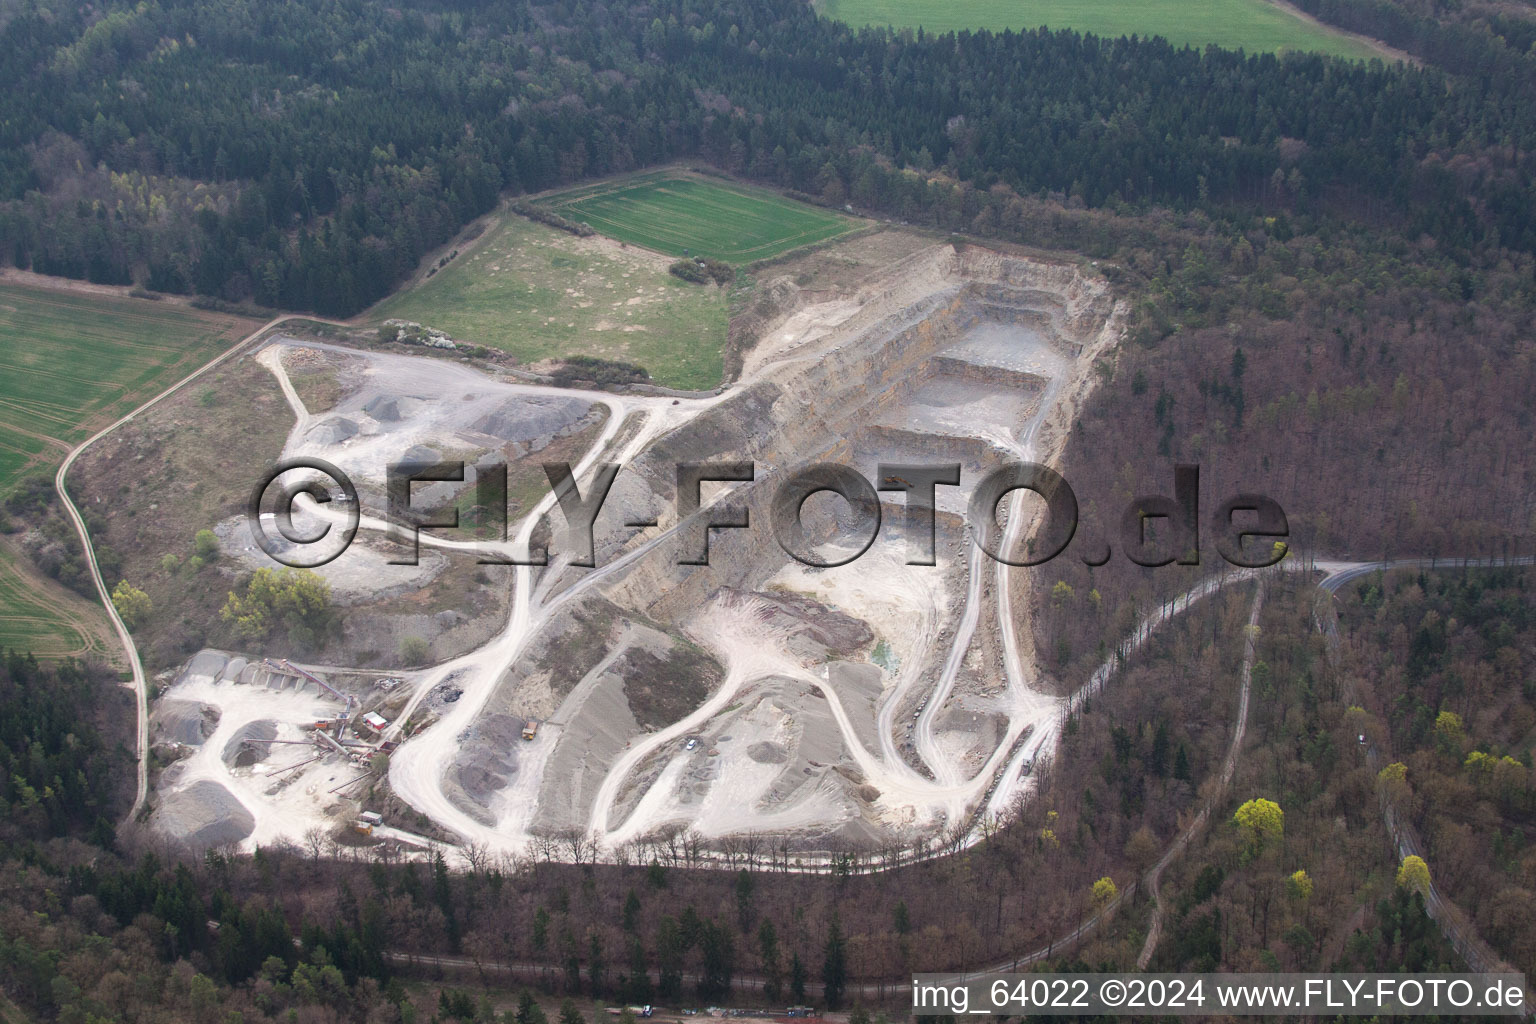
[521,719,539,740]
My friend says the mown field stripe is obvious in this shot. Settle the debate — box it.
[814,0,1381,59]
[537,172,857,264]
[0,549,99,659]
[0,282,254,656]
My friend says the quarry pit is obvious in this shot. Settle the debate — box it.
[147,238,1125,861]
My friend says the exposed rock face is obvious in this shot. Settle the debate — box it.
[157,241,1123,857]
[434,243,1122,849]
[600,246,1118,627]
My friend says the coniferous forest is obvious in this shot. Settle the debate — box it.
[1,0,1534,314]
[5,0,1536,1020]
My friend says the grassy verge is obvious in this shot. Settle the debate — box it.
[0,544,110,659]
[0,283,254,657]
[0,285,252,490]
[370,214,727,390]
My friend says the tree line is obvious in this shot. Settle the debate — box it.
[1,0,1534,314]
[0,651,128,844]
[0,578,1498,1019]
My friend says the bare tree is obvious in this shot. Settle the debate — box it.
[666,825,686,866]
[499,849,532,878]
[657,824,684,867]
[462,840,491,876]
[682,828,705,867]
[304,826,327,863]
[943,822,968,856]
[742,830,763,870]
[558,827,586,864]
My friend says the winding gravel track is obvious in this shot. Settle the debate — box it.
[254,340,717,848]
[910,340,1065,812]
[979,555,1533,980]
[74,303,1536,966]
[1136,582,1265,969]
[54,314,354,824]
[73,327,1536,1005]
[387,558,1536,989]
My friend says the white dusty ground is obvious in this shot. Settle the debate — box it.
[150,651,399,851]
[150,241,1139,862]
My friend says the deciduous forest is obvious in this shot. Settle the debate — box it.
[3,0,1536,1019]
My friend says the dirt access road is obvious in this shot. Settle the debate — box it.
[54,312,355,822]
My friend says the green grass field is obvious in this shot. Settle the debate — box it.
[0,285,251,479]
[536,172,860,264]
[372,212,731,391]
[0,547,102,659]
[0,283,252,656]
[816,0,1381,59]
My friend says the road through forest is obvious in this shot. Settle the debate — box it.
[48,293,1533,991]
